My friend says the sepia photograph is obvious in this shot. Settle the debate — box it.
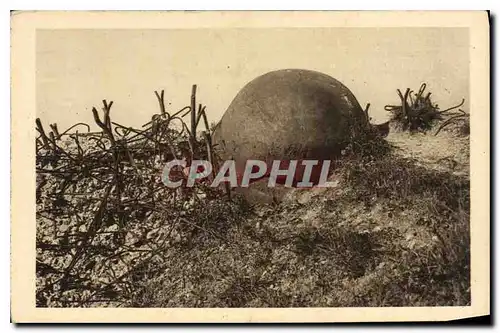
[11,10,489,322]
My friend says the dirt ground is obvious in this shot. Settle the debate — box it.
[36,123,470,308]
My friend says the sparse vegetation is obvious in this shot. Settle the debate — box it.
[36,85,470,308]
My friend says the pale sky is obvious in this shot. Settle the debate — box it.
[36,28,469,131]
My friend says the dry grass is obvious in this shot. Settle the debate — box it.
[36,86,470,308]
[128,149,470,307]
